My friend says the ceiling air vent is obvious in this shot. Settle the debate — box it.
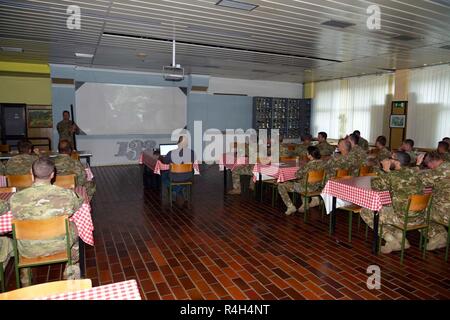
[440,45,450,50]
[428,0,450,7]
[392,35,417,41]
[216,0,258,11]
[321,20,355,28]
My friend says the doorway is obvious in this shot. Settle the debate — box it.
[1,103,28,149]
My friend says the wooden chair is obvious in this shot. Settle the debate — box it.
[280,156,296,162]
[0,279,92,300]
[6,174,33,188]
[299,169,326,222]
[168,164,193,208]
[12,216,72,288]
[359,165,373,176]
[0,187,17,193]
[0,145,10,153]
[379,194,432,264]
[430,217,450,262]
[54,174,76,189]
[335,169,350,179]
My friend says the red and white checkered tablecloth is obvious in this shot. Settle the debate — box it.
[218,153,249,171]
[0,202,94,246]
[139,151,200,175]
[38,280,141,300]
[85,166,94,181]
[252,161,300,183]
[321,177,392,211]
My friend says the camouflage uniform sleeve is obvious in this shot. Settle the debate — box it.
[419,169,435,187]
[295,163,310,179]
[74,161,87,186]
[0,199,9,215]
[67,189,83,214]
[371,171,389,191]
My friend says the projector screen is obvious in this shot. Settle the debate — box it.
[75,83,187,135]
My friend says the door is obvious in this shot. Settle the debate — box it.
[1,103,27,148]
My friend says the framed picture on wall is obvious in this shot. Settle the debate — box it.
[390,115,406,128]
[28,108,53,128]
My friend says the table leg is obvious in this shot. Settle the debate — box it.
[330,196,337,235]
[373,211,379,255]
[224,168,228,194]
[79,238,85,278]
[259,173,263,202]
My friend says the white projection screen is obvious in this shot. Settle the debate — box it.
[75,83,187,135]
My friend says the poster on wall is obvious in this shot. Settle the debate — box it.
[390,115,406,128]
[27,107,53,128]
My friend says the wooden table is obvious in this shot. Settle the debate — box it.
[322,176,392,254]
[0,151,93,166]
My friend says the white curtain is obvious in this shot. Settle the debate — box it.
[311,74,392,143]
[408,65,450,148]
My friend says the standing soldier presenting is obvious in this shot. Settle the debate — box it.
[57,110,79,149]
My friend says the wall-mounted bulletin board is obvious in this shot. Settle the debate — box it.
[389,101,408,150]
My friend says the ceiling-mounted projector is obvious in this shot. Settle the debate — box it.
[163,39,184,81]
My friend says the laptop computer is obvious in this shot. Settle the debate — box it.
[159,144,178,156]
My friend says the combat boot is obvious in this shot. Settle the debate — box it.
[426,233,447,251]
[285,205,296,216]
[227,188,241,195]
[309,197,320,208]
[381,234,402,254]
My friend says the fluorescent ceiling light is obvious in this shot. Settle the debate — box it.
[1,47,23,53]
[75,53,94,58]
[216,0,258,11]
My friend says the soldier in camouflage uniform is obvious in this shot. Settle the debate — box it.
[10,157,83,286]
[228,142,256,195]
[0,199,13,278]
[437,141,450,162]
[5,140,38,176]
[369,135,391,164]
[353,130,369,151]
[54,140,96,199]
[56,110,80,149]
[324,139,354,179]
[399,139,417,165]
[360,152,424,254]
[417,152,450,250]
[316,132,335,157]
[348,134,368,175]
[293,134,312,158]
[278,146,325,215]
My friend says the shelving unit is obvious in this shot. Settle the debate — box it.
[253,97,311,139]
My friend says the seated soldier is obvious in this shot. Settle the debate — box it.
[227,141,255,195]
[369,135,391,164]
[293,134,313,158]
[278,146,325,215]
[437,140,450,162]
[5,140,38,175]
[360,152,424,254]
[0,199,13,280]
[399,139,417,165]
[160,135,196,205]
[443,137,450,144]
[316,132,335,156]
[417,151,450,250]
[353,130,369,151]
[10,157,83,286]
[324,139,353,180]
[54,140,96,199]
[348,133,368,175]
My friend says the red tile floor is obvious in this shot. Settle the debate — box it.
[3,165,450,299]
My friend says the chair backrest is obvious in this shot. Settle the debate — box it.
[71,152,80,161]
[359,165,372,176]
[361,172,377,177]
[280,156,296,162]
[307,169,325,184]
[0,187,16,193]
[408,194,432,213]
[336,169,350,178]
[0,279,92,300]
[0,144,11,153]
[54,174,76,189]
[6,174,33,188]
[12,216,68,241]
[170,163,193,173]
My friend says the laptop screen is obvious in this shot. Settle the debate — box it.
[159,144,178,156]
